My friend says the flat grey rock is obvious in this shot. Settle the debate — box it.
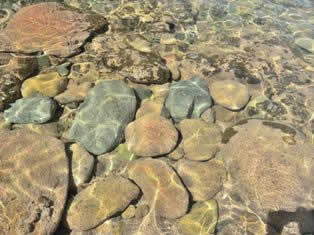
[68,80,137,155]
[4,96,57,124]
[165,76,213,122]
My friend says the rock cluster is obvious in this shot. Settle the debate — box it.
[1,1,314,234]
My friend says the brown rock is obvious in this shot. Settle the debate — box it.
[69,143,95,191]
[0,129,69,235]
[0,3,107,57]
[209,80,250,110]
[178,119,222,161]
[65,177,140,231]
[135,97,169,119]
[216,119,314,231]
[176,159,227,201]
[12,122,60,138]
[127,158,189,219]
[55,80,92,104]
[0,73,21,111]
[68,62,100,84]
[125,114,178,157]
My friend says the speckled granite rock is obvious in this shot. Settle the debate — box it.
[165,76,213,122]
[65,177,140,231]
[4,96,57,124]
[68,80,137,155]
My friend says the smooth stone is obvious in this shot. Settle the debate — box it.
[4,96,57,124]
[65,176,140,231]
[295,37,314,53]
[21,72,68,97]
[150,83,170,99]
[165,76,213,122]
[122,205,136,219]
[209,80,250,111]
[69,219,123,235]
[0,129,68,235]
[135,97,170,119]
[216,119,314,232]
[12,122,59,138]
[68,80,137,155]
[133,86,153,101]
[167,143,184,160]
[178,119,222,161]
[125,114,178,157]
[176,159,227,201]
[69,143,95,191]
[95,143,138,177]
[55,80,92,105]
[214,105,238,123]
[178,200,218,235]
[127,158,189,219]
[0,3,107,57]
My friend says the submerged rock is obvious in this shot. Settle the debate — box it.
[0,129,68,235]
[65,177,139,231]
[125,114,178,157]
[209,80,250,111]
[68,80,137,155]
[4,96,57,124]
[165,76,213,122]
[0,2,107,57]
[178,200,218,235]
[21,72,68,97]
[128,158,189,219]
[216,119,314,233]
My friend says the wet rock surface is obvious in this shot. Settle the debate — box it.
[4,96,57,124]
[165,76,213,122]
[0,2,107,57]
[125,114,178,157]
[65,176,140,231]
[68,80,137,155]
[0,129,68,235]
[1,0,314,234]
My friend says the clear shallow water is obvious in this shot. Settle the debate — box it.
[0,0,314,235]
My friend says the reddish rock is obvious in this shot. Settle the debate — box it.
[0,2,107,57]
